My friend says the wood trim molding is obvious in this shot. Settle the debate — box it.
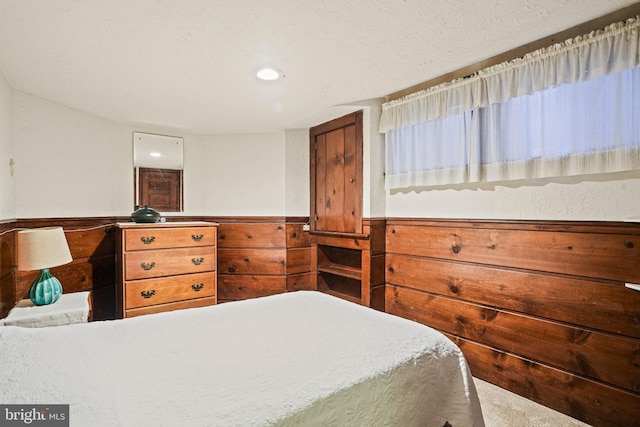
[386,3,640,102]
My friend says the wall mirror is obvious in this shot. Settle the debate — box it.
[133,132,184,212]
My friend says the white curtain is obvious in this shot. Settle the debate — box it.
[381,16,640,189]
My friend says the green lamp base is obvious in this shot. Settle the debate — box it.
[29,268,63,305]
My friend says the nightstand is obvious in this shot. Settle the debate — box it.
[0,291,91,327]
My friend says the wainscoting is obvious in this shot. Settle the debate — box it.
[2,215,638,425]
[2,217,119,320]
[385,218,640,427]
[215,216,313,302]
[0,220,16,317]
[0,216,312,319]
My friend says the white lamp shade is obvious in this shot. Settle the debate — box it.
[17,227,73,271]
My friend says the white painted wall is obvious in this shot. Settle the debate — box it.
[199,132,287,216]
[385,172,640,221]
[12,92,131,218]
[9,92,307,219]
[0,71,13,220]
[8,89,640,222]
[361,102,385,218]
[285,129,310,217]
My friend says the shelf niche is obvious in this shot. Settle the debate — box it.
[317,245,362,304]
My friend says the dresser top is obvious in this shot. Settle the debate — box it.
[116,221,219,228]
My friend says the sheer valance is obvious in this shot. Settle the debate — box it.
[380,16,640,133]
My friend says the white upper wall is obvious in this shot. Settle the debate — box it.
[285,129,310,217]
[385,172,640,221]
[361,102,385,218]
[0,70,13,220]
[10,91,308,219]
[7,87,640,222]
[12,92,131,218]
[199,131,287,217]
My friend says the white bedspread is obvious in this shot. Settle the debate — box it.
[0,291,484,426]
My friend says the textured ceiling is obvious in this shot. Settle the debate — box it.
[0,0,637,134]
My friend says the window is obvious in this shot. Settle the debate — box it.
[381,17,640,189]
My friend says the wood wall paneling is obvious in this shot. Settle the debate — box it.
[6,215,637,426]
[451,336,640,427]
[11,218,119,320]
[3,217,311,317]
[215,219,312,302]
[0,221,16,317]
[385,219,640,427]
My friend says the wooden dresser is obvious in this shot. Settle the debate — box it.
[116,222,218,318]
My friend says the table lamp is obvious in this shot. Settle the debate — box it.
[17,226,73,305]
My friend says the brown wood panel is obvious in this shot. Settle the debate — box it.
[15,254,116,297]
[386,285,640,394]
[286,247,310,275]
[311,233,371,250]
[384,218,640,425]
[310,110,363,235]
[343,124,357,233]
[0,225,16,317]
[451,337,640,427]
[386,224,640,282]
[217,248,286,275]
[8,219,119,321]
[286,273,313,292]
[217,275,286,300]
[314,133,327,231]
[7,217,308,312]
[217,223,286,248]
[363,218,386,255]
[324,128,346,232]
[211,217,311,302]
[32,255,115,293]
[370,284,385,311]
[64,226,116,258]
[286,223,311,248]
[386,254,640,339]
[0,273,15,318]
[370,254,386,287]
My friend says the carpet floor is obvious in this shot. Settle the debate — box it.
[473,378,591,427]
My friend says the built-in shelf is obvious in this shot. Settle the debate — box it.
[316,244,363,303]
[320,288,362,305]
[318,263,362,280]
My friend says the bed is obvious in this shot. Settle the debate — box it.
[0,291,484,426]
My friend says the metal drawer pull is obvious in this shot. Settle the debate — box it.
[141,290,156,299]
[191,257,205,265]
[191,283,204,292]
[140,236,155,244]
[140,262,156,270]
[191,234,204,242]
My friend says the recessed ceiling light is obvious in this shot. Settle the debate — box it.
[257,68,283,81]
[149,152,162,157]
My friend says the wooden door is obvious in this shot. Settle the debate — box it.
[310,111,363,234]
[138,168,182,212]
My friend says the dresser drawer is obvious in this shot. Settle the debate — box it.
[125,247,216,280]
[124,227,216,251]
[125,272,216,309]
